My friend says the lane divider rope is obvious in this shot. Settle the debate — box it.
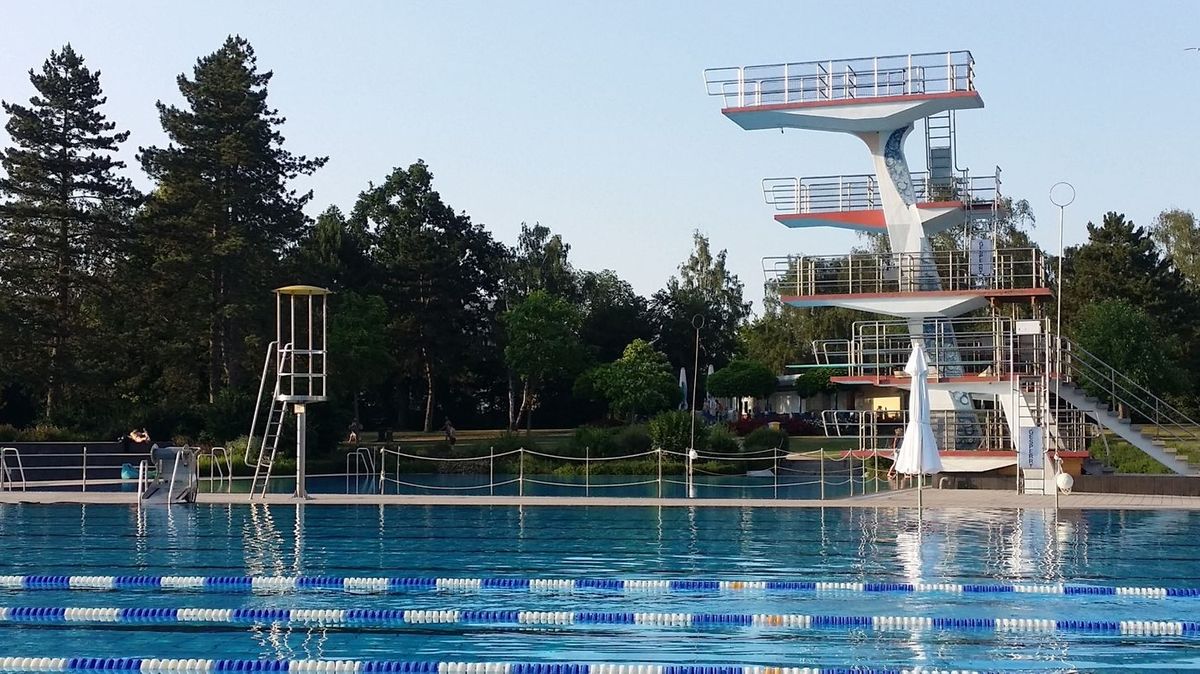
[0,575,1189,598]
[0,657,988,674]
[0,605,1195,636]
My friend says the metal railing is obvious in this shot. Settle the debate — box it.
[346,447,377,493]
[857,408,1097,456]
[764,247,1046,297]
[841,316,1049,380]
[763,172,999,214]
[704,51,975,109]
[1060,337,1200,460]
[195,446,232,487]
[0,447,26,491]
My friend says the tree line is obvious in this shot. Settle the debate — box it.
[0,38,752,447]
[2,38,1198,451]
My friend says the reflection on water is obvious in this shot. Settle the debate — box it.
[2,503,1200,669]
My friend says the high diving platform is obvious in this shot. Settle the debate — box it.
[703,51,982,133]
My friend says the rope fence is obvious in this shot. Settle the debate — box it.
[361,446,894,500]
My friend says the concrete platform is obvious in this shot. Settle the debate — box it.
[3,489,1200,510]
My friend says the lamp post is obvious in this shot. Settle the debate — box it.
[1049,182,1075,509]
[689,314,705,497]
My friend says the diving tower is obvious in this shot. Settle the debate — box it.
[703,50,1197,491]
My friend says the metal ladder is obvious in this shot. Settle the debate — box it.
[924,110,956,197]
[247,341,292,498]
[0,447,26,491]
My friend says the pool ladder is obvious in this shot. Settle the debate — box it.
[345,447,377,493]
[0,447,26,491]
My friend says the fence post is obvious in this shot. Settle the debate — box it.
[585,445,590,497]
[519,448,524,497]
[657,448,662,498]
[849,452,854,497]
[82,446,88,493]
[489,446,494,496]
[819,450,825,500]
[773,450,779,499]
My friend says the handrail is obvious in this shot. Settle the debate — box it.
[704,51,975,108]
[764,247,1046,297]
[0,447,27,491]
[1060,337,1200,454]
[346,447,377,493]
[137,460,148,501]
[245,340,279,467]
[763,171,999,214]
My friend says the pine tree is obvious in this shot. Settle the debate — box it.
[0,44,138,420]
[137,36,327,403]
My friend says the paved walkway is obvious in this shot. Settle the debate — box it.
[3,489,1200,510]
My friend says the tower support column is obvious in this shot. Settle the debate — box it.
[294,403,308,499]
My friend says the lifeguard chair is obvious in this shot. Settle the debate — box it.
[246,285,330,498]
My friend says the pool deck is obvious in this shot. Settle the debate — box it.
[3,489,1200,509]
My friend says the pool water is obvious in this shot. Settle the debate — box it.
[0,504,1198,672]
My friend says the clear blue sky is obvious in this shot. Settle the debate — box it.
[2,1,1197,309]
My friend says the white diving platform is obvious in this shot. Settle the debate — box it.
[704,51,981,132]
[763,171,998,233]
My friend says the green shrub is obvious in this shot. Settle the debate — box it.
[1102,439,1171,474]
[705,424,741,454]
[743,426,789,453]
[649,410,705,453]
[489,432,540,455]
[613,424,652,454]
[572,425,617,456]
[0,423,87,442]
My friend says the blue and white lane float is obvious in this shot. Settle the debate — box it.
[0,606,1196,636]
[0,658,985,674]
[0,576,1191,598]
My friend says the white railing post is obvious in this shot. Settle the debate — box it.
[819,450,826,500]
[81,446,87,493]
[518,448,524,497]
[489,446,494,496]
[873,56,879,97]
[826,60,833,100]
[585,445,590,497]
[783,63,789,104]
[906,54,913,95]
[947,51,952,91]
[773,450,778,499]
[657,448,662,498]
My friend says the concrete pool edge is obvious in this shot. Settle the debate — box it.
[4,489,1200,509]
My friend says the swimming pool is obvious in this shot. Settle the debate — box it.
[0,504,1198,672]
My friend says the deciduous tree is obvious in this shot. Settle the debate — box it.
[356,161,507,431]
[706,359,777,399]
[502,290,585,430]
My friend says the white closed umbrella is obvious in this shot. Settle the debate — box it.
[894,343,942,508]
[678,367,688,410]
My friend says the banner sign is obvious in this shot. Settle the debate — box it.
[1018,426,1043,469]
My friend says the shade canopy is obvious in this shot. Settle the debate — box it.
[893,343,943,476]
